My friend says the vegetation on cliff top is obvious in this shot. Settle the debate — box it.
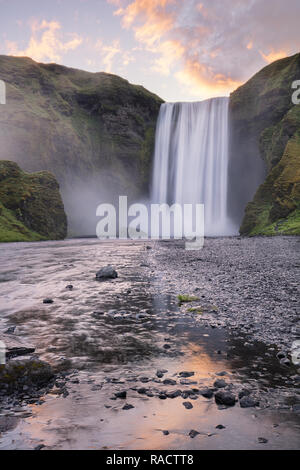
[0,160,67,242]
[0,56,163,234]
[230,53,300,236]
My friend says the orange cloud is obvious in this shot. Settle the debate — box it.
[6,20,82,62]
[260,49,288,63]
[110,1,241,98]
[176,59,242,98]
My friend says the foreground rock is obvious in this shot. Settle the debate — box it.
[96,266,118,280]
[0,358,54,394]
[215,390,236,407]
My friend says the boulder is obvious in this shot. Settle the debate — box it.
[96,265,118,280]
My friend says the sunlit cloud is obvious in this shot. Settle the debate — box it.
[6,20,83,62]
[260,49,288,64]
[108,0,300,99]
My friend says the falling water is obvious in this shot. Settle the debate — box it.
[151,98,235,236]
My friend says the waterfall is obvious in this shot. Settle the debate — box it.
[151,97,235,236]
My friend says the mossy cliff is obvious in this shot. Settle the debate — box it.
[229,53,300,235]
[0,160,67,242]
[0,56,163,234]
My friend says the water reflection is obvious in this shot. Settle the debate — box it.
[0,239,299,450]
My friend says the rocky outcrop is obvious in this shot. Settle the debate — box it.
[0,56,163,235]
[229,53,300,235]
[0,160,67,242]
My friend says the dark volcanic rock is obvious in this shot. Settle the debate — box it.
[189,430,200,438]
[213,379,227,389]
[163,378,177,385]
[182,401,193,409]
[239,396,259,408]
[122,403,134,410]
[114,390,127,399]
[199,388,214,399]
[166,389,182,399]
[96,266,118,280]
[0,358,54,393]
[179,371,195,378]
[215,390,236,407]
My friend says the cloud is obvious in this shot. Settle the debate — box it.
[260,49,288,64]
[108,0,300,98]
[6,20,83,62]
[94,38,134,72]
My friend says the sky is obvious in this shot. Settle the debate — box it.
[0,0,299,102]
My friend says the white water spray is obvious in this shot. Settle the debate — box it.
[151,98,236,236]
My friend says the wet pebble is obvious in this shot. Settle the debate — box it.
[183,401,193,409]
[122,404,134,410]
[114,391,127,399]
[215,390,236,407]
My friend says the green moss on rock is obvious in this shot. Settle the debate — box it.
[230,53,300,235]
[0,160,67,242]
[0,358,54,393]
[0,56,163,234]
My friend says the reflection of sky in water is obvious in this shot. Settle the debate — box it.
[0,239,299,450]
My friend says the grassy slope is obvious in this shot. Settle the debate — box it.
[230,53,300,236]
[0,160,67,242]
[0,56,163,197]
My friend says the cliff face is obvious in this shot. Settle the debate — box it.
[229,53,300,235]
[0,160,67,242]
[0,56,163,234]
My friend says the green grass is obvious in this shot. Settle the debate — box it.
[177,295,200,305]
[187,307,203,314]
[0,203,45,242]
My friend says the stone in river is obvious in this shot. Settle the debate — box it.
[166,389,182,398]
[238,388,251,399]
[163,379,177,385]
[216,371,228,376]
[162,430,169,436]
[199,388,214,399]
[96,265,118,280]
[258,437,268,444]
[180,379,198,385]
[114,390,127,399]
[239,396,259,408]
[122,404,134,410]
[158,393,167,400]
[216,425,226,429]
[137,387,148,394]
[183,401,193,409]
[179,371,195,378]
[189,430,200,438]
[43,298,54,304]
[213,379,227,388]
[4,327,16,335]
[215,390,236,407]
